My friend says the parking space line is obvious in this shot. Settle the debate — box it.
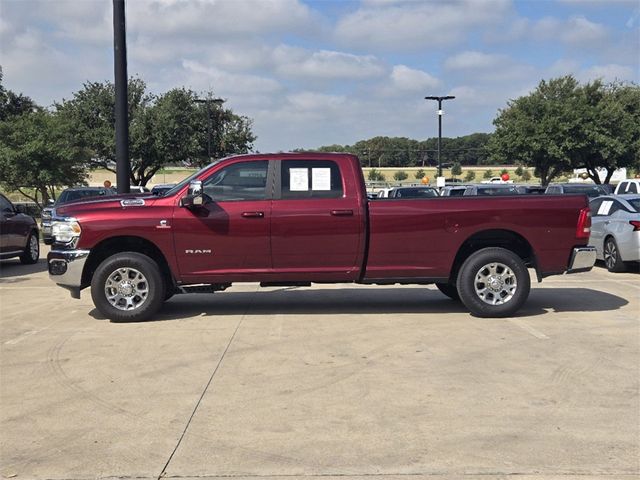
[508,319,549,339]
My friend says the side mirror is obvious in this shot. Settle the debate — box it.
[48,199,55,205]
[180,180,204,208]
[15,204,26,214]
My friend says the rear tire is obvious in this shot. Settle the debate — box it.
[603,237,625,272]
[456,247,530,318]
[91,252,165,322]
[435,282,460,301]
[20,232,40,265]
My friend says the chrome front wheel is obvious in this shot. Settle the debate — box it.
[104,267,149,311]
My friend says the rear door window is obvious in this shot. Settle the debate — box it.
[279,160,343,199]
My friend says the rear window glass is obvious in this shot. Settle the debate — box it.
[627,199,640,211]
[563,185,605,197]
[476,186,519,196]
[393,188,438,198]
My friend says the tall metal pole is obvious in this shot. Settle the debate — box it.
[425,95,455,181]
[206,100,212,160]
[113,0,129,193]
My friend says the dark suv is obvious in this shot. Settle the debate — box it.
[42,187,115,244]
[0,193,40,264]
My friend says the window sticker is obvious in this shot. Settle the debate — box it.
[290,168,309,191]
[597,200,613,216]
[312,168,331,191]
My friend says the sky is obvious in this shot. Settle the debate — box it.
[1,0,639,152]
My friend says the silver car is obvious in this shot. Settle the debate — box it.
[589,194,640,272]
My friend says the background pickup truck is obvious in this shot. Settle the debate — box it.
[47,153,595,322]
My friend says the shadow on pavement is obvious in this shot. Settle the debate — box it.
[89,286,628,323]
[0,258,48,280]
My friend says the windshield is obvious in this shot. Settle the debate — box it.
[57,189,110,204]
[161,161,221,197]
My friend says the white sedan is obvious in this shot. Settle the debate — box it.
[589,194,640,272]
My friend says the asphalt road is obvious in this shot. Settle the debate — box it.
[1,248,638,480]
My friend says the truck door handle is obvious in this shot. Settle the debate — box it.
[330,209,353,216]
[241,211,264,218]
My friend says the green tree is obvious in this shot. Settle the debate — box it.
[489,76,580,185]
[368,168,385,181]
[394,170,408,181]
[464,170,476,182]
[451,162,462,178]
[0,110,89,207]
[58,79,256,186]
[571,81,640,184]
[483,170,494,179]
[500,168,509,176]
[414,168,425,180]
[515,165,524,177]
[521,169,532,182]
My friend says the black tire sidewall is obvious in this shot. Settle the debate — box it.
[456,247,530,318]
[605,237,625,272]
[20,232,39,264]
[91,252,165,322]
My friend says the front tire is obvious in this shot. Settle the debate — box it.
[20,231,40,264]
[456,247,530,318]
[91,252,165,322]
[603,237,625,272]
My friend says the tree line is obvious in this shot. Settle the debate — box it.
[0,70,255,207]
[308,76,639,185]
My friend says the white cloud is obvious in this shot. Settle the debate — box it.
[181,60,282,95]
[390,65,440,91]
[335,0,511,50]
[581,64,637,82]
[561,15,608,45]
[127,0,319,38]
[275,49,385,80]
[444,51,507,70]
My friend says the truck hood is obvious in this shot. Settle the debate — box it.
[54,193,158,217]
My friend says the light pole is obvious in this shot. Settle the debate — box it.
[113,0,129,193]
[194,96,224,161]
[425,95,455,179]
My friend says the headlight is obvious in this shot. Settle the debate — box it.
[51,218,82,244]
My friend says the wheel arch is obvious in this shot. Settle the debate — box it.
[449,229,537,284]
[82,236,175,290]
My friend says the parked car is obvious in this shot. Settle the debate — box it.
[150,184,176,196]
[463,184,521,196]
[589,194,640,272]
[387,186,439,198]
[375,187,394,199]
[515,185,546,195]
[440,185,469,197]
[0,193,40,264]
[481,177,514,184]
[42,187,116,244]
[545,183,608,198]
[614,179,640,195]
[47,153,595,322]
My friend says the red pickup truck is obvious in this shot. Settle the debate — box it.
[47,153,596,322]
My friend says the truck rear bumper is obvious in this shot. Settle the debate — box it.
[48,249,91,298]
[567,246,597,273]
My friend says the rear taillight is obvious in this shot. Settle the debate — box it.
[630,221,640,231]
[576,207,591,240]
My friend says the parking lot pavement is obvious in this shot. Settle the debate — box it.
[0,249,638,480]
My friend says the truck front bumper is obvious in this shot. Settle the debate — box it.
[567,246,597,273]
[48,249,91,298]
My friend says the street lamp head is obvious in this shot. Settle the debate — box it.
[424,95,456,101]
